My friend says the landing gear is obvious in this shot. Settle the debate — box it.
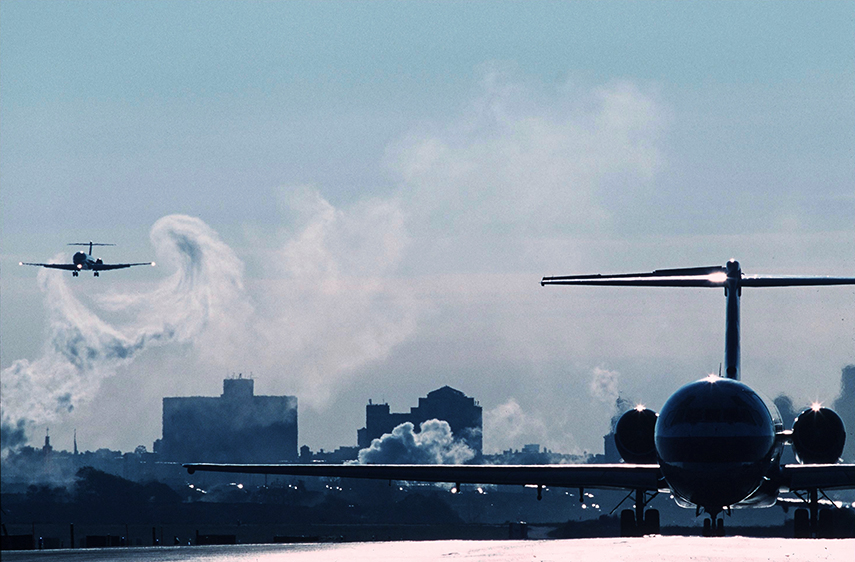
[793,488,838,538]
[818,508,835,538]
[93,271,99,277]
[618,488,660,537]
[620,509,636,537]
[620,508,661,537]
[794,508,810,538]
[72,271,79,277]
[702,515,726,537]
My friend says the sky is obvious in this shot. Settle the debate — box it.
[1,1,853,457]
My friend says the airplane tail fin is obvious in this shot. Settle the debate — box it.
[68,242,116,255]
[542,261,855,382]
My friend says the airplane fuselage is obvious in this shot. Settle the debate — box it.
[72,251,100,270]
[655,376,781,513]
[20,242,154,276]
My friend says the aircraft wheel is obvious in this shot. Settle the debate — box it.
[643,509,660,535]
[715,518,725,537]
[817,508,835,538]
[94,271,99,277]
[793,508,810,538]
[620,509,636,537]
[72,271,79,277]
[702,518,711,537]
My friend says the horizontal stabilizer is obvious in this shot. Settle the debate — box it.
[740,276,855,288]
[542,263,855,288]
[542,265,724,283]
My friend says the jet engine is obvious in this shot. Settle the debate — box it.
[614,407,658,464]
[791,406,845,464]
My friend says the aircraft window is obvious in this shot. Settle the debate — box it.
[663,411,676,427]
[664,406,762,427]
[749,409,763,426]
[664,409,686,427]
[685,409,703,423]
[732,409,758,425]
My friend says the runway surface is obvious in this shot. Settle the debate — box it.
[2,537,852,562]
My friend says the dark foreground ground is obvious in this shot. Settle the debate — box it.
[6,519,843,549]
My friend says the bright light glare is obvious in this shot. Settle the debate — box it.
[708,272,728,283]
[237,483,243,489]
[635,404,646,412]
[811,402,822,411]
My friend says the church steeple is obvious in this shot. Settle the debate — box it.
[42,428,53,454]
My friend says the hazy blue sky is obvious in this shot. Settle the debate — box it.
[2,1,853,455]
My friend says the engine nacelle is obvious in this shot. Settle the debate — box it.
[614,407,658,464]
[791,406,845,464]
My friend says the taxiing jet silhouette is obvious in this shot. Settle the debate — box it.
[185,260,854,537]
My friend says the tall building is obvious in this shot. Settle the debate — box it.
[158,376,297,463]
[833,364,855,463]
[357,386,482,455]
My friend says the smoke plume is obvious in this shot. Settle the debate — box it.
[358,419,476,464]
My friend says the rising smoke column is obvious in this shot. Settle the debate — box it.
[1,215,248,454]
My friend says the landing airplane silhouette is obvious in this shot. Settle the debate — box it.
[185,260,854,537]
[20,242,155,277]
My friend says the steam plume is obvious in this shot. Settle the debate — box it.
[1,215,247,453]
[358,420,476,464]
[589,366,620,405]
[2,197,418,454]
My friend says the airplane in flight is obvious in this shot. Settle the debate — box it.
[185,260,855,538]
[20,242,155,277]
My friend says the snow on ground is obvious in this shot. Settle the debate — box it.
[283,537,852,562]
[2,537,852,562]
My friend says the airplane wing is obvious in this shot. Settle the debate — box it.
[184,462,663,491]
[92,262,155,271]
[780,464,855,491]
[19,262,79,271]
